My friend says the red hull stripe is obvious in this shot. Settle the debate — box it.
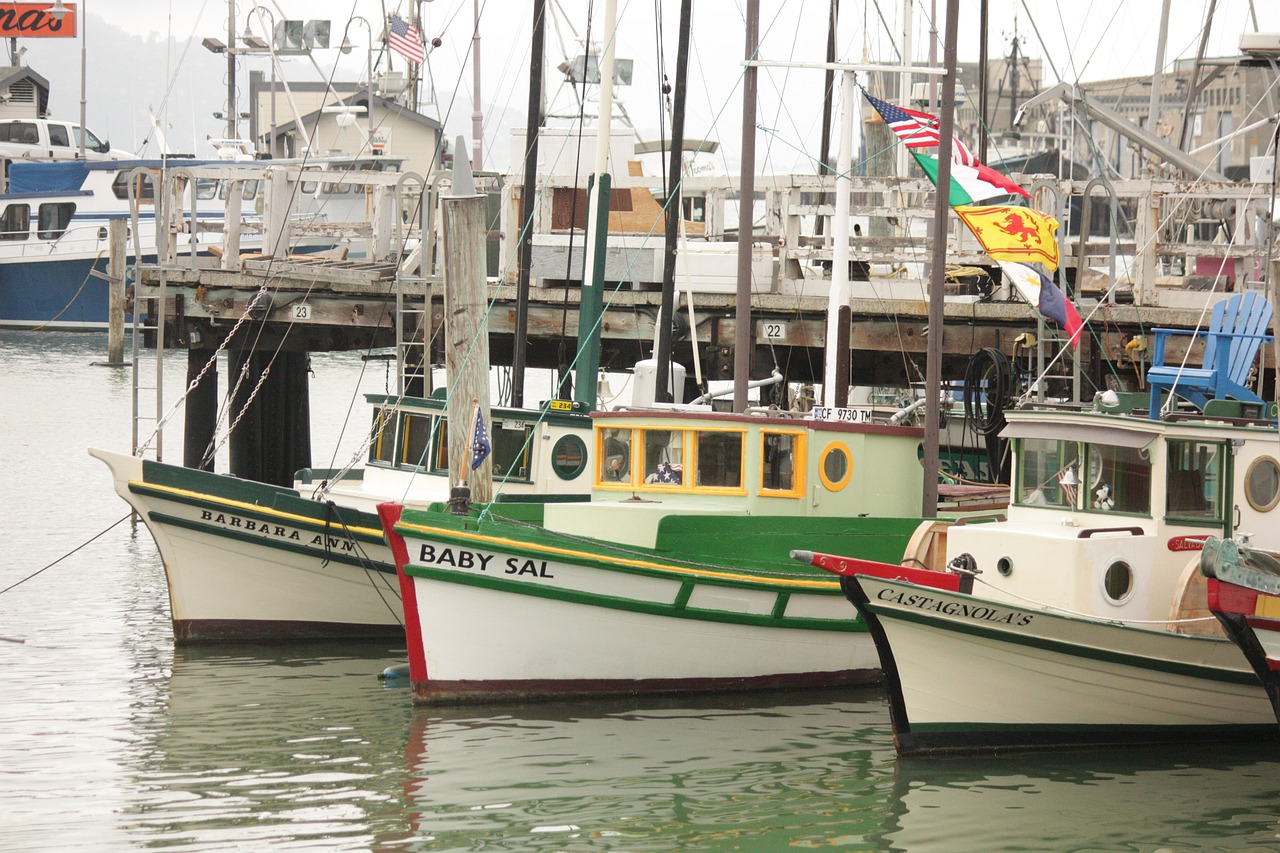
[805,551,963,591]
[378,502,428,684]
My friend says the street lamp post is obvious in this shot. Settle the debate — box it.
[341,17,374,152]
[245,7,277,156]
[48,0,85,158]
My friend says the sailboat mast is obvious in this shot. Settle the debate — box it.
[573,0,619,410]
[511,0,548,409]
[922,0,959,518]
[472,0,483,168]
[733,0,760,413]
[654,0,692,405]
[823,71,855,406]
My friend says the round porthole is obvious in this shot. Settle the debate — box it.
[551,434,588,480]
[997,557,1014,577]
[819,443,852,491]
[1102,559,1133,603]
[1245,456,1280,512]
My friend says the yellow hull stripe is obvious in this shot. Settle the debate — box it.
[133,481,386,539]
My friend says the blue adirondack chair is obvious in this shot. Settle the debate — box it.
[1147,291,1274,419]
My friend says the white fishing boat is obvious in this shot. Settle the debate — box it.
[809,373,1280,754]
[92,393,593,643]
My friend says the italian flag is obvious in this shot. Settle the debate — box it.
[911,152,1031,205]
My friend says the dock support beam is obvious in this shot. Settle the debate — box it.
[227,350,312,487]
[183,348,219,472]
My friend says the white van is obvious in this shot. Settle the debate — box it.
[0,119,132,161]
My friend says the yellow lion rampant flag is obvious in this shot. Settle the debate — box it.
[955,205,1060,271]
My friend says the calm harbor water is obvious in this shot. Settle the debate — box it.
[4,330,1280,851]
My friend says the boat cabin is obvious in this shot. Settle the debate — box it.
[940,402,1280,628]
[312,394,595,510]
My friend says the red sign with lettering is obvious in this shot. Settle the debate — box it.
[1168,535,1210,552]
[0,4,76,39]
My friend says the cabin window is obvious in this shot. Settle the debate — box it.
[322,179,353,195]
[598,428,633,484]
[1083,443,1152,515]
[112,172,155,201]
[760,430,803,496]
[551,434,587,480]
[195,178,219,200]
[300,179,319,194]
[1165,440,1226,523]
[492,420,534,481]
[429,417,450,472]
[48,124,70,147]
[643,429,686,486]
[1245,456,1280,513]
[37,203,75,240]
[0,203,29,240]
[400,412,434,470]
[219,180,258,201]
[369,408,396,465]
[695,430,744,489]
[819,442,852,491]
[1015,438,1081,509]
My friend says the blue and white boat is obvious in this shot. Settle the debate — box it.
[0,153,406,330]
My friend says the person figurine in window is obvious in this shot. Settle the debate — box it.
[605,455,626,481]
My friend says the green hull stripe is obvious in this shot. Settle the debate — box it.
[146,510,393,574]
[870,602,1258,685]
[911,722,1275,736]
[410,564,867,632]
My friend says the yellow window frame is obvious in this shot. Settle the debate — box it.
[759,429,806,498]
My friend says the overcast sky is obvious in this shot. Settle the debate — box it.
[39,1,1280,168]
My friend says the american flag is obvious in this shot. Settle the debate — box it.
[469,405,491,471]
[388,14,426,64]
[865,92,976,166]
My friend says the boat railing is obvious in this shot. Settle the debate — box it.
[500,168,1277,308]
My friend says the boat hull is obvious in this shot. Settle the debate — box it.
[846,574,1277,755]
[0,254,134,331]
[91,448,403,642]
[383,508,910,704]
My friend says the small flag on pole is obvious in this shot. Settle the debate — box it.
[955,205,1061,270]
[469,404,492,471]
[388,15,426,64]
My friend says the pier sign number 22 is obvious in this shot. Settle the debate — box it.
[759,321,787,341]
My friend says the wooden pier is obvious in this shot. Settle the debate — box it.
[124,161,1278,479]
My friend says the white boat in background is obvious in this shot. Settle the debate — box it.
[0,152,407,330]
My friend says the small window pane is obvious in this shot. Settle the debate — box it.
[552,435,587,480]
[492,421,533,480]
[1166,441,1224,520]
[37,202,75,239]
[762,432,797,491]
[0,204,29,240]
[369,408,395,465]
[48,125,70,147]
[695,431,742,488]
[599,428,632,483]
[1017,438,1081,508]
[400,413,432,469]
[1085,444,1152,515]
[195,179,219,200]
[822,444,850,488]
[1246,457,1280,512]
[643,429,685,485]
